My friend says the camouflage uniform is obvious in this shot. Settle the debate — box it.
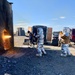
[61,33,71,57]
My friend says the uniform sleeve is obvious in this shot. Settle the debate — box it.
[35,35,40,38]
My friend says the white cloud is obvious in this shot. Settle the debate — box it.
[51,16,66,20]
[60,16,66,19]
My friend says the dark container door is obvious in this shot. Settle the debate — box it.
[32,25,47,43]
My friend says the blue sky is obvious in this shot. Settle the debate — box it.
[8,0,75,32]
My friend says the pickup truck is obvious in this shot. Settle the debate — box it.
[52,32,60,46]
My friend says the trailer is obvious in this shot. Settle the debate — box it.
[28,25,52,44]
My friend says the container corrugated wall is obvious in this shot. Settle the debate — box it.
[46,28,52,41]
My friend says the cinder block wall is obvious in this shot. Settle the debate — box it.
[0,0,14,50]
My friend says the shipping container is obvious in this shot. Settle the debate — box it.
[28,25,52,44]
[32,25,47,43]
[71,29,75,43]
[46,28,52,42]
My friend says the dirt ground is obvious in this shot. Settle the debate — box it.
[0,36,75,75]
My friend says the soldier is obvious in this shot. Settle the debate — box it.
[60,33,72,57]
[35,28,46,57]
[27,31,34,47]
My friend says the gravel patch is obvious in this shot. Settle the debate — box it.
[0,47,75,75]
